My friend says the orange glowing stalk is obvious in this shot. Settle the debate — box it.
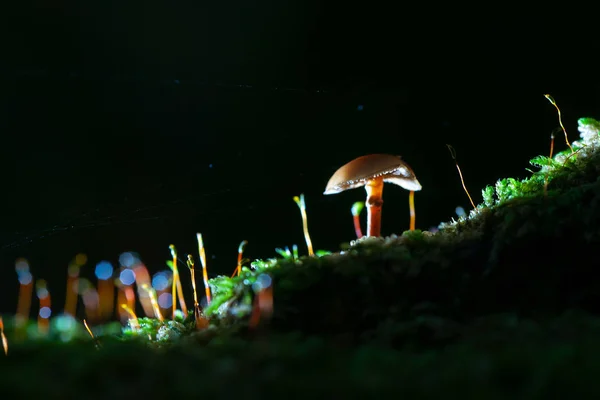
[14,258,33,339]
[115,279,136,324]
[64,256,85,318]
[544,94,573,154]
[0,316,8,355]
[293,194,314,256]
[78,278,100,323]
[35,279,51,335]
[94,261,115,321]
[83,319,101,349]
[98,278,114,321]
[142,284,163,321]
[248,274,274,329]
[187,255,209,329]
[544,132,556,197]
[231,240,248,277]
[196,233,212,305]
[408,191,416,230]
[83,319,94,338]
[121,304,140,331]
[351,201,365,239]
[186,256,201,321]
[446,145,476,210]
[132,264,154,317]
[169,245,188,319]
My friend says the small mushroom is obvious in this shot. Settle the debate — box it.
[324,154,422,237]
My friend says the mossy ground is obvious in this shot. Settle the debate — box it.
[2,118,600,397]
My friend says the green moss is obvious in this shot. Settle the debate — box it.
[200,117,600,345]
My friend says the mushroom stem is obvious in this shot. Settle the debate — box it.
[409,190,416,231]
[365,179,384,237]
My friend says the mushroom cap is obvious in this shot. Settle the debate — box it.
[324,154,422,194]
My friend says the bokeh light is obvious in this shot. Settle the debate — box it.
[36,280,49,299]
[39,306,51,319]
[54,314,77,331]
[158,292,172,309]
[17,271,33,285]
[75,253,88,266]
[82,288,99,308]
[119,269,136,286]
[68,263,80,278]
[95,261,114,280]
[119,252,140,268]
[15,258,29,273]
[152,271,171,291]
[252,274,272,292]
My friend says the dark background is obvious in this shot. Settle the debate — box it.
[1,3,598,314]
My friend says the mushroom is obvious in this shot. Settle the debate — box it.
[324,154,422,237]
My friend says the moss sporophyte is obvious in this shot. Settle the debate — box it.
[2,109,600,348]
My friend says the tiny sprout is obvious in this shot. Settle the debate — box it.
[196,233,212,305]
[141,284,163,321]
[0,316,7,355]
[275,247,293,259]
[544,93,573,153]
[446,144,476,210]
[186,255,208,329]
[83,319,95,339]
[293,194,314,256]
[121,304,140,331]
[544,131,556,197]
[232,240,248,277]
[351,201,365,239]
[83,319,101,349]
[168,245,188,319]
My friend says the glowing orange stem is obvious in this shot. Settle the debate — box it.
[409,190,416,231]
[365,179,384,237]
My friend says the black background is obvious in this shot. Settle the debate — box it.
[1,2,598,314]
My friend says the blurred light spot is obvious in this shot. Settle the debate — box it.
[15,258,29,273]
[55,314,76,331]
[75,253,87,266]
[357,104,364,111]
[95,261,114,280]
[119,252,139,268]
[158,292,172,309]
[152,271,171,291]
[18,271,32,285]
[68,263,80,277]
[455,206,466,218]
[76,278,92,294]
[36,287,49,299]
[39,306,51,319]
[119,269,136,286]
[252,274,272,292]
[174,79,180,84]
[208,163,213,168]
[82,289,99,309]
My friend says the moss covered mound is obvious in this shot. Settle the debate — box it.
[206,118,600,346]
